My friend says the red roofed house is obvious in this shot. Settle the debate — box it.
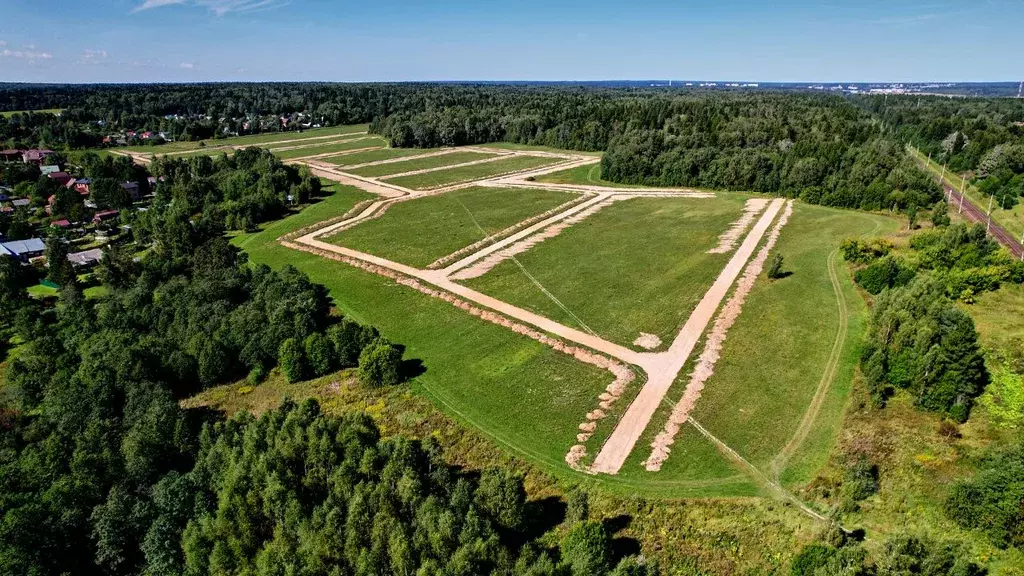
[46,171,73,187]
[22,149,55,165]
[51,219,71,229]
[93,209,119,224]
[74,178,92,195]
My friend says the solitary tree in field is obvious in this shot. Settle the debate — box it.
[767,253,785,280]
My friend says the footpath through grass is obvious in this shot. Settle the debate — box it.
[464,194,746,350]
[348,151,498,178]
[534,162,649,189]
[384,155,561,190]
[325,186,574,268]
[909,146,1024,241]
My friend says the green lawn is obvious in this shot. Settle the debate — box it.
[909,146,1024,241]
[463,194,747,349]
[123,124,369,153]
[348,151,499,178]
[324,186,574,268]
[323,147,443,166]
[272,137,387,160]
[384,155,562,190]
[642,204,901,487]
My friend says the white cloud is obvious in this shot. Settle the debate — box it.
[1,48,53,61]
[79,49,108,64]
[179,62,195,69]
[0,40,7,48]
[133,0,286,16]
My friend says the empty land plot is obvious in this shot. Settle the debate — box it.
[323,147,443,166]
[124,124,369,153]
[641,204,900,486]
[475,142,603,156]
[273,136,387,160]
[348,151,499,178]
[535,163,652,189]
[461,194,749,350]
[232,190,618,474]
[384,155,563,190]
[324,186,574,268]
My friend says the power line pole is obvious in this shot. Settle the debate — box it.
[958,178,965,214]
[986,194,994,234]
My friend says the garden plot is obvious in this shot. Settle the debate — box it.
[348,150,501,178]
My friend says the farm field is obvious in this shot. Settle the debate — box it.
[323,147,443,166]
[625,204,901,486]
[123,123,369,153]
[536,163,652,189]
[347,150,499,178]
[461,194,747,349]
[272,136,387,159]
[475,142,603,156]
[324,186,575,268]
[1,108,62,117]
[383,155,562,190]
[231,188,624,477]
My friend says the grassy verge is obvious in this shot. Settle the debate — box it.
[1,108,62,117]
[348,151,498,178]
[324,147,443,166]
[463,195,745,349]
[325,186,574,268]
[534,163,648,188]
[384,155,561,190]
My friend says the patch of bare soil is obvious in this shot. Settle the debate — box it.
[632,333,662,350]
[708,198,769,254]
[644,201,793,472]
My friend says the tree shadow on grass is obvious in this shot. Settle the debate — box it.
[393,344,427,382]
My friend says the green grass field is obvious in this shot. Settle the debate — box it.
[909,146,1024,241]
[463,194,747,350]
[384,155,562,190]
[323,147,443,166]
[535,163,650,189]
[324,186,574,268]
[348,151,499,178]
[1,108,62,117]
[230,188,631,479]
[272,136,387,160]
[632,204,902,487]
[123,124,369,153]
[475,142,602,157]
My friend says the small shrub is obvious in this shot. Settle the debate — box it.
[565,489,590,524]
[937,419,962,440]
[767,253,785,279]
[303,332,333,377]
[247,365,268,385]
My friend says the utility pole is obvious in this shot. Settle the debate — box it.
[958,178,966,214]
[1020,230,1024,261]
[939,163,946,184]
[986,194,993,234]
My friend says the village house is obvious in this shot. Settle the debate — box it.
[122,181,140,201]
[0,238,46,262]
[67,248,104,268]
[22,149,55,165]
[92,209,119,224]
[46,171,73,186]
[0,150,23,162]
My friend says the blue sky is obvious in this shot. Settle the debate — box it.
[0,0,1020,83]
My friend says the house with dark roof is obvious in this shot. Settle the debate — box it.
[122,181,140,201]
[11,198,30,208]
[47,171,73,187]
[0,150,22,162]
[93,209,119,224]
[74,178,92,195]
[0,238,46,261]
